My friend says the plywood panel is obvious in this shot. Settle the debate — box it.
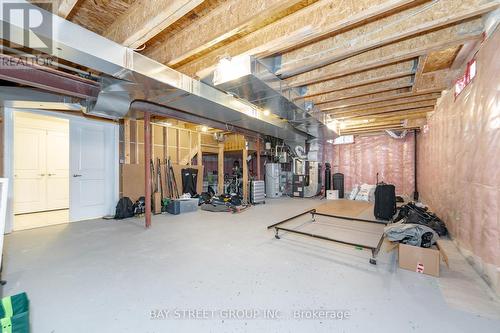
[179,130,190,147]
[122,164,145,202]
[168,147,178,163]
[154,146,164,160]
[153,125,164,145]
[315,199,373,217]
[168,128,178,146]
[179,148,190,163]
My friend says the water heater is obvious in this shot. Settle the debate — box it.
[265,163,281,198]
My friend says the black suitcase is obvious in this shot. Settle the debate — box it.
[374,183,396,220]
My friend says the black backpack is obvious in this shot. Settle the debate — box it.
[114,197,135,219]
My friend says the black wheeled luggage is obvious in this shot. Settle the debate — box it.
[374,184,396,220]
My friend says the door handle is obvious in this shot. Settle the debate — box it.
[48,173,56,176]
[73,174,82,177]
[39,173,46,176]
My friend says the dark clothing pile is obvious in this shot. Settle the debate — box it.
[394,202,448,236]
[384,202,447,248]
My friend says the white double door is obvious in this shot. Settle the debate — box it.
[14,115,70,214]
[12,111,117,223]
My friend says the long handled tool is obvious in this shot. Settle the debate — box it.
[156,158,163,199]
[168,157,179,199]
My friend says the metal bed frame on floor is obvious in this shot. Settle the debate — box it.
[267,209,388,265]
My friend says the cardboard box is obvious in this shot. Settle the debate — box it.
[326,190,339,200]
[398,242,448,277]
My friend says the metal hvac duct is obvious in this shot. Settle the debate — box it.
[0,0,308,141]
[212,55,336,140]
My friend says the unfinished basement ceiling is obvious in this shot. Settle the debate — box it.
[29,0,500,135]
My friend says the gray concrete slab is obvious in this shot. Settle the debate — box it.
[2,198,499,332]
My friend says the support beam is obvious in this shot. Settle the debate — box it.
[285,26,483,87]
[124,119,131,164]
[0,54,100,100]
[277,1,499,77]
[163,127,168,161]
[242,140,249,204]
[144,112,152,229]
[104,0,205,49]
[176,129,180,163]
[218,143,224,194]
[256,137,261,181]
[57,0,80,18]
[197,133,203,166]
[146,0,315,67]
[178,0,422,76]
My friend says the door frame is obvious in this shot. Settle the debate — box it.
[3,108,119,233]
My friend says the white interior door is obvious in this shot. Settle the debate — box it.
[70,119,116,221]
[13,127,47,214]
[46,129,70,210]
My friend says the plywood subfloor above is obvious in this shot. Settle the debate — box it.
[422,45,462,73]
[69,0,137,35]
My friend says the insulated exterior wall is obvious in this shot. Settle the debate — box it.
[418,28,500,295]
[333,134,415,196]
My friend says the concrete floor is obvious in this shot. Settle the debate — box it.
[2,198,499,332]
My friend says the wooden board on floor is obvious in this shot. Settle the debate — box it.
[122,164,145,202]
[315,199,373,218]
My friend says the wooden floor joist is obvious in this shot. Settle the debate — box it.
[145,0,317,67]
[285,19,484,87]
[104,0,205,48]
[344,107,435,120]
[277,1,498,77]
[307,76,414,104]
[340,125,421,135]
[302,61,415,96]
[314,84,414,106]
[331,101,437,118]
[57,0,80,18]
[320,91,442,111]
[178,0,423,77]
[35,0,499,134]
[303,69,415,99]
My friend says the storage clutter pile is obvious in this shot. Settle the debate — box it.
[348,183,377,201]
[384,202,448,248]
[199,192,249,213]
[0,292,29,333]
